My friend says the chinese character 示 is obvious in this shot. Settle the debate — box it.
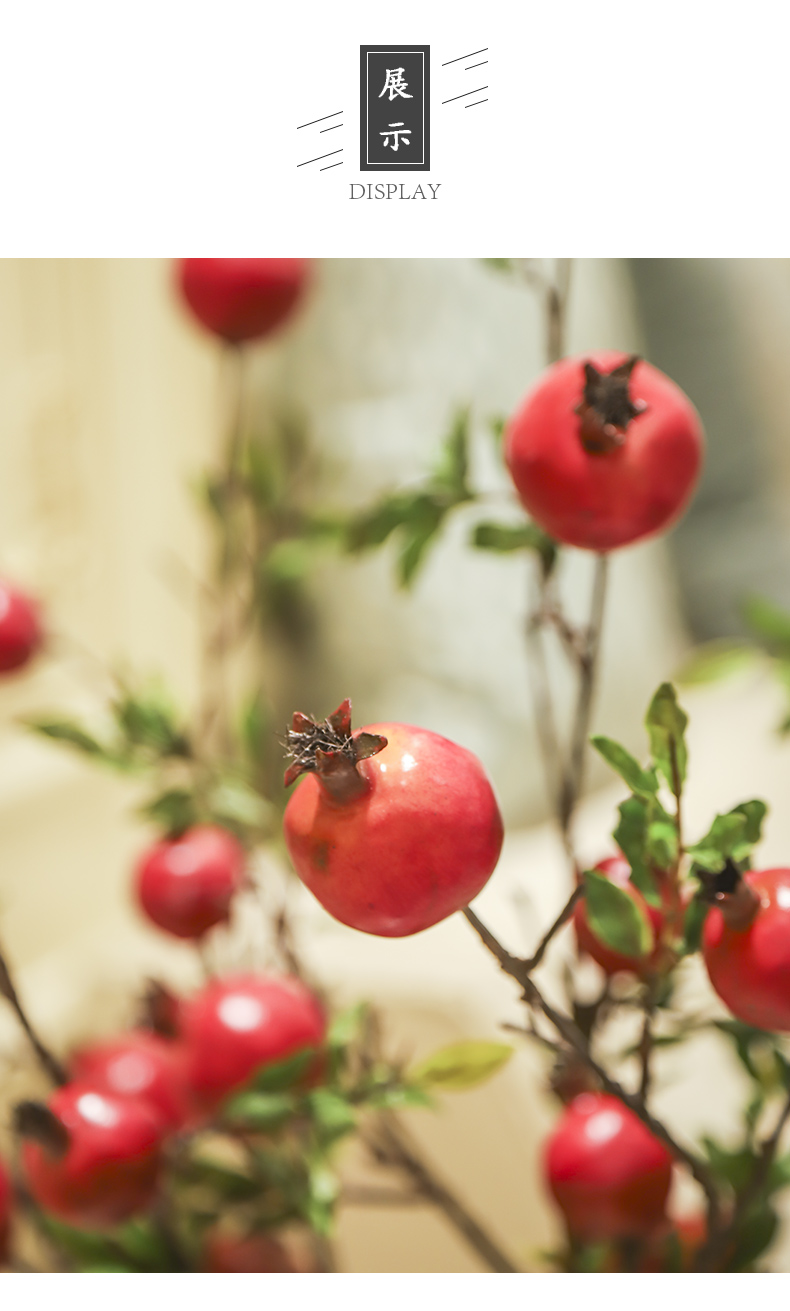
[380,122,411,152]
[379,68,413,101]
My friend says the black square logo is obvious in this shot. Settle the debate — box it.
[360,46,430,171]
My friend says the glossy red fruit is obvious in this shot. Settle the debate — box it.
[283,704,504,937]
[0,580,42,673]
[21,1084,163,1229]
[135,825,246,940]
[177,259,309,343]
[70,1031,193,1132]
[505,352,704,551]
[544,1092,673,1242]
[703,867,790,1031]
[202,1230,296,1273]
[575,855,682,978]
[181,974,326,1111]
[0,1157,11,1265]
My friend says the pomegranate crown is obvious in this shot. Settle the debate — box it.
[697,857,760,932]
[574,355,648,455]
[283,699,387,803]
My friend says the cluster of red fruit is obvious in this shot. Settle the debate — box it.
[6,972,324,1268]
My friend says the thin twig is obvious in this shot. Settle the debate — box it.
[0,946,66,1086]
[462,906,722,1229]
[637,988,657,1105]
[525,884,584,972]
[558,553,609,836]
[362,1115,519,1273]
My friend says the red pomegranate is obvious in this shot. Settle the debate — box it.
[282,700,504,937]
[19,1084,163,1229]
[574,855,683,978]
[0,580,43,673]
[70,1030,193,1132]
[177,259,310,343]
[544,1092,673,1242]
[135,825,246,940]
[180,973,326,1112]
[703,866,790,1031]
[504,352,704,551]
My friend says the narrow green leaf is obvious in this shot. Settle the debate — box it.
[688,800,767,872]
[590,736,658,797]
[680,895,708,956]
[645,683,688,792]
[208,776,271,831]
[139,788,199,838]
[613,796,660,906]
[327,1002,368,1050]
[743,594,790,656]
[26,718,106,757]
[410,1040,513,1091]
[471,521,557,575]
[675,640,757,686]
[252,1047,317,1093]
[582,869,654,960]
[364,1083,435,1111]
[306,1088,357,1142]
[431,409,471,501]
[223,1091,296,1131]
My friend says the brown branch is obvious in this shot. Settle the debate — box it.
[524,883,584,972]
[558,553,609,836]
[462,906,723,1230]
[362,1114,519,1273]
[0,945,66,1086]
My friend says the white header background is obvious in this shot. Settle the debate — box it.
[0,0,787,256]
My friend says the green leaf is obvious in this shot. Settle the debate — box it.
[139,787,199,837]
[410,1040,513,1091]
[223,1090,296,1131]
[646,818,678,870]
[397,501,445,587]
[471,520,557,573]
[26,718,106,757]
[680,895,709,956]
[208,776,271,831]
[675,640,756,686]
[582,869,654,960]
[327,1002,368,1051]
[252,1047,318,1093]
[743,595,790,656]
[38,1216,128,1271]
[482,258,516,273]
[306,1088,357,1143]
[115,1218,175,1272]
[613,796,660,906]
[590,736,658,797]
[264,538,314,584]
[726,1205,779,1271]
[431,409,471,501]
[113,687,190,758]
[701,1136,757,1191]
[645,683,688,793]
[177,1157,260,1200]
[304,1163,339,1236]
[688,800,768,872]
[488,414,507,451]
[364,1083,435,1111]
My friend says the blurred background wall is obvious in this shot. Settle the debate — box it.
[1,259,790,1269]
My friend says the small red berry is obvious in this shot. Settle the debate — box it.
[177,259,310,344]
[135,825,246,940]
[574,855,683,978]
[181,973,326,1112]
[202,1230,296,1273]
[504,352,704,551]
[0,580,43,673]
[703,867,790,1031]
[20,1084,164,1229]
[282,702,504,937]
[544,1092,673,1242]
[70,1031,193,1132]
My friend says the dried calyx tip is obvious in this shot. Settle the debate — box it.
[575,355,648,455]
[13,1100,70,1157]
[698,857,760,931]
[283,698,387,803]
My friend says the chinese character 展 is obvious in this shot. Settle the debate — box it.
[380,122,411,151]
[379,68,412,101]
